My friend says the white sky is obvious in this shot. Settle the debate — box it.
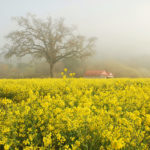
[0,0,150,57]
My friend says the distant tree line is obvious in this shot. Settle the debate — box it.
[1,58,150,78]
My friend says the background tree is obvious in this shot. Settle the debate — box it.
[3,14,97,77]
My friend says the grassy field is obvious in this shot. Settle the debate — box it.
[0,78,150,149]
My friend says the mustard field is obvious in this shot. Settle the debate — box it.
[0,78,150,150]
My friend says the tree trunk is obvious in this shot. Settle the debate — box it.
[49,63,54,78]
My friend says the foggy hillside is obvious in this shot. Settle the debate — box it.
[1,0,150,78]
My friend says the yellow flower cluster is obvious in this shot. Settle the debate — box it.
[61,68,76,79]
[0,78,150,149]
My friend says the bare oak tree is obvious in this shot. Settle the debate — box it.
[3,14,96,77]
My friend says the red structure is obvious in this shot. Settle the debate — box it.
[84,70,114,78]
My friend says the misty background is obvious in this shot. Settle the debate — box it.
[0,0,150,78]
